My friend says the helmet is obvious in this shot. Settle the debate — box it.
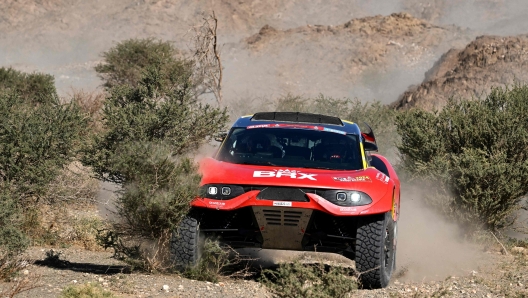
[245,134,271,153]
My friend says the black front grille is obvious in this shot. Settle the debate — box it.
[257,187,310,202]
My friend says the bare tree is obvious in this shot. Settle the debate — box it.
[192,11,223,105]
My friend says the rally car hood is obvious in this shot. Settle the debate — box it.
[199,157,393,199]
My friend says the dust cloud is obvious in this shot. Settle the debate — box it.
[395,183,487,282]
[236,182,488,283]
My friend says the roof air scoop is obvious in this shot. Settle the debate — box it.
[251,112,343,126]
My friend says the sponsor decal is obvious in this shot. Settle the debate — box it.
[246,124,346,135]
[323,127,347,135]
[333,175,372,182]
[339,207,357,212]
[273,201,292,207]
[253,169,317,181]
[375,172,390,184]
[208,201,225,206]
[247,124,271,129]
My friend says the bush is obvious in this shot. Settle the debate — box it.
[0,92,87,198]
[0,70,87,259]
[274,94,399,158]
[95,38,191,90]
[61,283,116,298]
[0,187,27,261]
[86,40,228,244]
[396,85,528,230]
[260,260,357,298]
[0,67,57,104]
[182,240,252,282]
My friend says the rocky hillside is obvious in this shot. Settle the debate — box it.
[225,13,471,103]
[393,34,528,110]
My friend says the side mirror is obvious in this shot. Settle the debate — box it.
[363,142,378,152]
[361,122,378,152]
[214,132,228,143]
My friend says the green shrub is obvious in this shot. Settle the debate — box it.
[95,38,191,90]
[275,94,399,158]
[260,260,357,298]
[61,283,116,298]
[0,67,57,104]
[0,92,87,198]
[181,239,252,282]
[86,44,228,241]
[0,187,27,261]
[0,70,87,258]
[396,85,528,230]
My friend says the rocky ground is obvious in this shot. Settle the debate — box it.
[1,245,527,297]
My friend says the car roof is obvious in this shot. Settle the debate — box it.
[232,112,361,135]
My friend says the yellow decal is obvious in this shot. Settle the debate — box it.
[359,142,368,169]
[391,190,396,220]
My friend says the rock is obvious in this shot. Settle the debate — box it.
[162,285,169,292]
[511,247,525,255]
[72,280,77,284]
[23,269,29,275]
[98,277,104,282]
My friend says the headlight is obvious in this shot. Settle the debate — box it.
[221,186,231,196]
[321,190,372,206]
[350,192,361,203]
[200,184,244,200]
[208,186,218,195]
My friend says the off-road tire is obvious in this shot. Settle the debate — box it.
[355,212,396,289]
[170,216,202,269]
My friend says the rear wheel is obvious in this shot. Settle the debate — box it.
[170,215,203,269]
[355,212,396,289]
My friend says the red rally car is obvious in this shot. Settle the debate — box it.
[170,112,400,288]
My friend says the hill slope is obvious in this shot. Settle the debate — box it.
[393,35,528,110]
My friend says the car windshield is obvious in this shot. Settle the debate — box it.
[217,127,363,170]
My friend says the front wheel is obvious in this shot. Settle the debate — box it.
[169,215,203,269]
[355,212,397,289]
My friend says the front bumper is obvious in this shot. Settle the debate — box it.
[191,188,392,216]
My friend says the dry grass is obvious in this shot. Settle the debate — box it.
[23,161,104,249]
[0,256,40,298]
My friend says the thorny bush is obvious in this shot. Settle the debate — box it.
[260,260,358,298]
[397,85,528,231]
[0,70,87,262]
[86,39,228,253]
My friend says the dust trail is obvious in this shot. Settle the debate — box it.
[238,181,490,282]
[96,181,120,221]
[395,183,488,282]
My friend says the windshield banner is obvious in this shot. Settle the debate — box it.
[247,123,346,135]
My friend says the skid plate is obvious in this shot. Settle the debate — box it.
[252,206,312,250]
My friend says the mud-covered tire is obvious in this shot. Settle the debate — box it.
[170,216,202,269]
[355,212,396,289]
